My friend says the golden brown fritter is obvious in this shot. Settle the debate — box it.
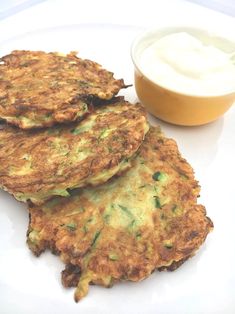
[0,50,126,129]
[27,127,213,302]
[0,100,149,204]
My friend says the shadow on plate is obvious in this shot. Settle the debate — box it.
[148,114,224,170]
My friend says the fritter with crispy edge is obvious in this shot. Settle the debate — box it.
[0,50,126,129]
[0,100,148,204]
[27,127,213,302]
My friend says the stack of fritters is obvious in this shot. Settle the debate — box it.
[0,50,213,302]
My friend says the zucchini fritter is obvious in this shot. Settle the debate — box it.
[27,127,213,301]
[0,50,126,129]
[0,100,148,204]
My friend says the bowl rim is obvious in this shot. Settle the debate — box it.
[131,25,235,98]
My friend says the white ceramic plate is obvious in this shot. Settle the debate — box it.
[0,24,235,314]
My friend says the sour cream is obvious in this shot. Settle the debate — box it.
[139,32,235,96]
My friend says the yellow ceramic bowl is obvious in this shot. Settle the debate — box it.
[131,26,235,126]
